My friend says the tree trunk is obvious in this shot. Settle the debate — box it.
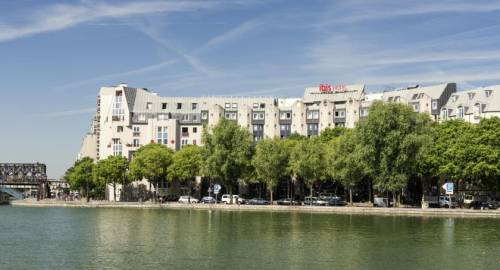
[392,192,396,208]
[310,184,313,205]
[349,188,353,206]
[229,185,233,204]
[113,183,117,202]
[368,179,373,203]
[149,182,152,201]
[270,189,273,205]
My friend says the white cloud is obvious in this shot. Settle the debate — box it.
[40,107,95,118]
[0,1,225,42]
[201,19,263,50]
[53,59,178,92]
[325,0,500,24]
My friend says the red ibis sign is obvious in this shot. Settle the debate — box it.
[319,84,347,93]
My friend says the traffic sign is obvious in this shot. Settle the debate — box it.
[442,182,454,195]
[213,184,221,194]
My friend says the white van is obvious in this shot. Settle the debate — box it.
[221,194,243,204]
[439,195,457,208]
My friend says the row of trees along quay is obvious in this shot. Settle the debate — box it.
[65,101,500,205]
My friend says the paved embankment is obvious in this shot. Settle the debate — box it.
[9,199,500,218]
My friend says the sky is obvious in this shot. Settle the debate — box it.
[1,0,500,178]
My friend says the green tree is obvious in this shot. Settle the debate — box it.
[94,155,129,202]
[128,143,174,202]
[64,157,94,201]
[290,137,327,199]
[328,130,371,205]
[356,101,430,205]
[202,119,253,203]
[319,127,348,143]
[252,138,289,203]
[168,145,203,199]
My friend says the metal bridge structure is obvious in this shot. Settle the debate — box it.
[0,163,48,200]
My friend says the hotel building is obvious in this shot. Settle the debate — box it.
[78,82,461,162]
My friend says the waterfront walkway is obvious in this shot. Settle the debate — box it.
[9,198,500,218]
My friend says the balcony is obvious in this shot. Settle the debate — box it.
[133,132,140,137]
[182,132,189,137]
[112,115,124,121]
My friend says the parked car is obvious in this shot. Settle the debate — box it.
[304,196,329,206]
[247,198,270,205]
[164,194,180,202]
[178,196,198,204]
[469,200,497,210]
[439,195,457,208]
[328,196,347,206]
[276,198,301,205]
[221,194,244,204]
[201,196,216,204]
[373,197,390,207]
[463,194,474,206]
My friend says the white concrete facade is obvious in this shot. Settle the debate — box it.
[440,85,500,124]
[78,82,465,162]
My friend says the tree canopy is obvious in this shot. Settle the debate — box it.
[252,138,289,203]
[202,118,253,196]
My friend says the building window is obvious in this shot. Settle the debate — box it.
[458,106,464,119]
[181,114,189,121]
[225,112,237,120]
[132,139,140,147]
[182,127,189,137]
[158,114,168,120]
[441,108,448,120]
[307,124,319,137]
[485,90,492,97]
[193,127,198,133]
[117,126,123,133]
[451,95,458,102]
[146,102,152,110]
[177,103,182,110]
[162,103,167,110]
[232,103,238,109]
[260,103,265,109]
[112,139,122,156]
[133,126,140,136]
[225,103,231,108]
[334,111,345,118]
[280,112,292,120]
[192,103,198,110]
[112,91,124,119]
[193,139,197,145]
[201,112,208,120]
[181,139,189,146]
[307,111,319,119]
[138,114,146,121]
[474,103,482,118]
[252,112,264,120]
[157,127,168,145]
[431,100,438,110]
[193,114,198,121]
[394,96,400,102]
[253,103,259,109]
[412,103,420,112]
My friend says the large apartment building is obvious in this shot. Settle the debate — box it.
[79,82,464,161]
[440,85,500,123]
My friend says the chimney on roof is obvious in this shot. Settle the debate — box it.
[407,84,419,89]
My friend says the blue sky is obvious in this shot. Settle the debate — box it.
[2,0,500,178]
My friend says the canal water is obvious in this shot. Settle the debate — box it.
[0,206,499,269]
